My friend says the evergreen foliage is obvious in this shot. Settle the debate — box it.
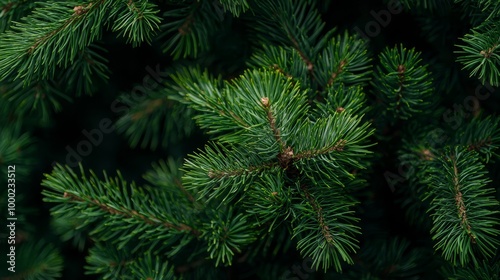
[1,0,500,279]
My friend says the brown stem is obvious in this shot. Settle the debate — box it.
[480,44,498,58]
[62,191,201,236]
[178,14,194,35]
[208,161,277,179]
[327,60,347,86]
[290,37,314,75]
[175,178,196,203]
[28,1,97,54]
[178,2,201,35]
[295,139,346,159]
[1,2,14,14]
[467,137,492,152]
[271,64,294,79]
[261,97,296,168]
[131,99,165,121]
[451,157,476,243]
[300,184,334,243]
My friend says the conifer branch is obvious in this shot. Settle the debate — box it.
[271,64,294,79]
[450,156,476,243]
[159,1,221,59]
[300,184,334,243]
[130,98,166,121]
[371,44,434,120]
[454,116,500,162]
[250,0,325,78]
[456,22,500,86]
[327,60,347,86]
[295,139,347,159]
[207,161,276,179]
[178,13,195,35]
[290,37,315,74]
[261,96,283,146]
[249,45,310,89]
[0,0,160,84]
[312,83,368,118]
[116,85,195,150]
[315,32,371,89]
[42,164,204,256]
[423,147,500,266]
[62,191,200,236]
[86,244,178,279]
[292,180,360,272]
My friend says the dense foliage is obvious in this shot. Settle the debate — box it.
[1,0,500,279]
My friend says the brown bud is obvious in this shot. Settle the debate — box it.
[261,97,270,107]
[397,64,406,74]
[73,6,84,15]
[421,149,434,160]
[480,49,492,58]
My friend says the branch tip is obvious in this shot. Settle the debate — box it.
[261,97,269,107]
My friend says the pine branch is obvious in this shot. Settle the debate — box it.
[158,0,224,59]
[1,78,71,123]
[443,259,500,279]
[109,0,161,47]
[312,83,368,118]
[175,68,308,149]
[3,240,63,280]
[183,142,279,203]
[243,170,292,230]
[314,31,372,89]
[0,0,160,84]
[0,0,36,33]
[456,22,500,87]
[203,210,257,266]
[116,85,195,150]
[0,125,35,179]
[371,44,435,120]
[423,147,500,266]
[218,0,249,16]
[248,44,311,90]
[290,113,374,186]
[0,1,106,83]
[250,0,331,77]
[292,181,360,272]
[453,115,500,162]
[85,243,178,279]
[42,164,202,254]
